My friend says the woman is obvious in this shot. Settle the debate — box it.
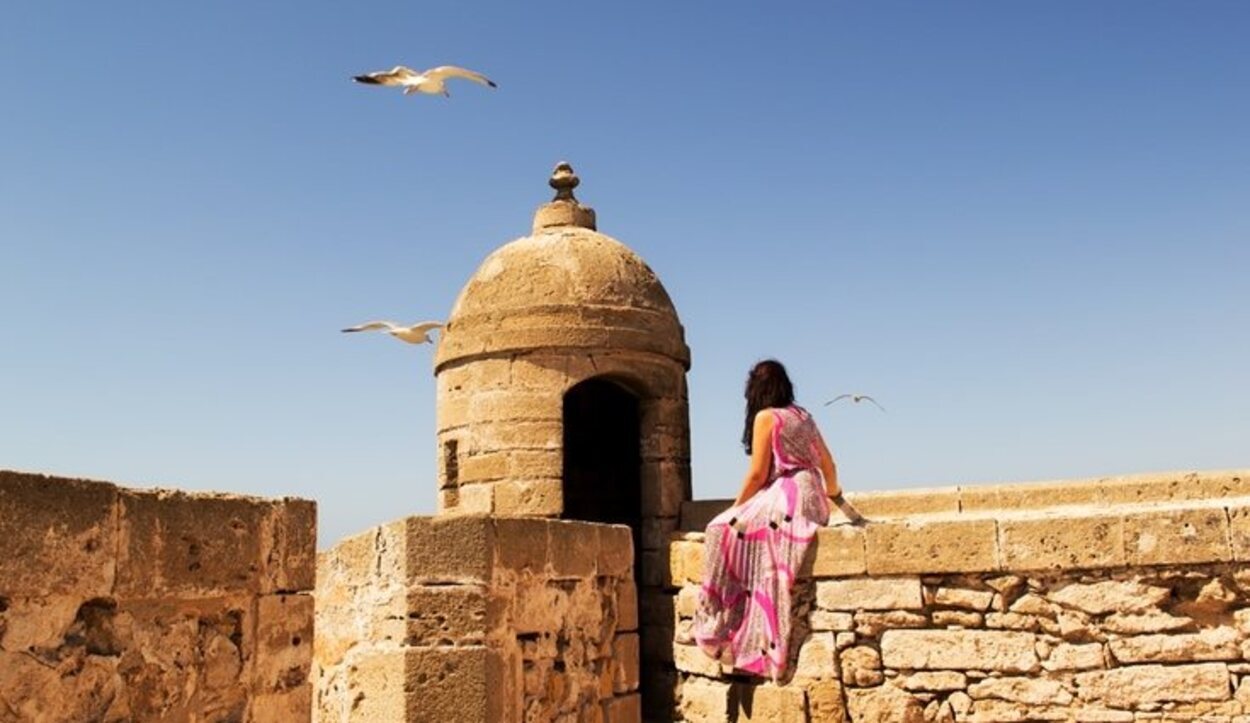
[691,359,865,680]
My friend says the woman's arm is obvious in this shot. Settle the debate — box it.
[817,431,866,524]
[733,411,775,506]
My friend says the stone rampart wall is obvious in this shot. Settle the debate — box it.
[663,469,1250,722]
[314,515,638,722]
[0,470,316,722]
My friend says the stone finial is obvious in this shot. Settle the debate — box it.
[549,162,580,202]
[533,161,596,232]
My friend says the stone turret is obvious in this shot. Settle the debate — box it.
[434,163,692,534]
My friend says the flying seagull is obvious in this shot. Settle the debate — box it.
[342,320,443,344]
[823,394,886,412]
[352,65,497,97]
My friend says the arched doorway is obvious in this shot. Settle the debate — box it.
[562,378,642,549]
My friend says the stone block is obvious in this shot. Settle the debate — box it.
[667,539,704,586]
[508,449,563,478]
[865,517,999,574]
[1124,506,1230,566]
[934,587,995,611]
[815,577,923,611]
[549,520,600,578]
[840,645,883,687]
[846,685,926,722]
[933,610,983,629]
[961,479,1101,513]
[1108,627,1240,664]
[255,594,314,694]
[967,676,1073,705]
[806,679,848,723]
[1098,470,1250,505]
[494,478,563,516]
[1048,580,1170,615]
[793,632,839,680]
[880,630,1040,673]
[1227,504,1250,562]
[734,683,806,723]
[846,486,962,518]
[404,585,500,645]
[599,524,634,577]
[467,390,559,423]
[473,419,563,451]
[248,683,312,723]
[1102,610,1193,634]
[680,676,733,723]
[450,483,494,515]
[802,526,867,578]
[0,471,117,598]
[641,516,678,550]
[616,578,638,632]
[673,641,721,676]
[346,647,508,723]
[262,497,317,593]
[1074,663,1232,707]
[612,633,641,693]
[457,451,510,483]
[602,693,640,723]
[403,515,495,584]
[1043,643,1105,671]
[117,489,268,597]
[999,513,1124,572]
[640,461,686,518]
[680,499,731,531]
[902,671,967,692]
[810,610,855,631]
[493,517,549,571]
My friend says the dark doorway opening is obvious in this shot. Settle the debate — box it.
[562,378,642,554]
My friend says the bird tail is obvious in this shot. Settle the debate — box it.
[352,75,381,84]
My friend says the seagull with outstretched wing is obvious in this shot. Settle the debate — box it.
[352,65,497,97]
[823,394,886,412]
[342,320,443,345]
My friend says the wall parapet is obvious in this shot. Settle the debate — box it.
[0,469,316,722]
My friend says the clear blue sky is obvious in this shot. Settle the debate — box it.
[3,2,1247,548]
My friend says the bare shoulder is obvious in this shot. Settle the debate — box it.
[753,408,778,429]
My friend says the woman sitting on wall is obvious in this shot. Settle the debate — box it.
[690,359,865,680]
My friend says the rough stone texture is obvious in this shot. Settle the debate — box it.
[1075,663,1232,707]
[866,518,999,574]
[882,630,1039,672]
[1125,507,1232,566]
[0,470,316,723]
[315,515,634,723]
[999,513,1125,571]
[816,577,923,611]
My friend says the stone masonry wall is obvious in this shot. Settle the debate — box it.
[663,470,1250,722]
[0,470,316,722]
[314,515,638,722]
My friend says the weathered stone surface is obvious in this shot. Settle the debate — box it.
[806,679,848,723]
[846,487,962,518]
[679,676,733,723]
[845,684,925,723]
[404,515,496,584]
[1074,663,1232,707]
[264,498,317,593]
[734,683,806,723]
[810,610,855,631]
[404,585,496,645]
[673,641,721,676]
[0,471,117,598]
[802,526,867,577]
[793,632,838,680]
[934,587,995,611]
[494,478,563,516]
[1124,507,1231,566]
[967,676,1074,705]
[118,489,268,596]
[256,594,314,694]
[933,610,983,628]
[1048,580,1170,615]
[1044,643,1105,671]
[667,539,703,586]
[880,630,1040,673]
[967,699,1069,721]
[1072,710,1134,722]
[602,693,640,723]
[986,612,1042,632]
[841,645,884,687]
[612,633,640,693]
[866,517,999,574]
[854,610,928,637]
[1102,610,1194,634]
[901,671,967,692]
[1108,627,1240,664]
[616,578,638,632]
[961,478,1102,513]
[816,577,923,611]
[999,514,1125,571]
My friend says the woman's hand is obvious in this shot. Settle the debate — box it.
[830,493,867,526]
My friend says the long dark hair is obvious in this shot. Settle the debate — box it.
[742,359,795,454]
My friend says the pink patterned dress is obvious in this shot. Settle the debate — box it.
[691,405,831,679]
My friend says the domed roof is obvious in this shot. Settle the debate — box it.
[435,164,689,370]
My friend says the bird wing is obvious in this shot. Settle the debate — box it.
[823,394,853,407]
[405,321,444,334]
[354,65,419,86]
[423,65,497,88]
[859,396,887,412]
[342,321,400,333]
